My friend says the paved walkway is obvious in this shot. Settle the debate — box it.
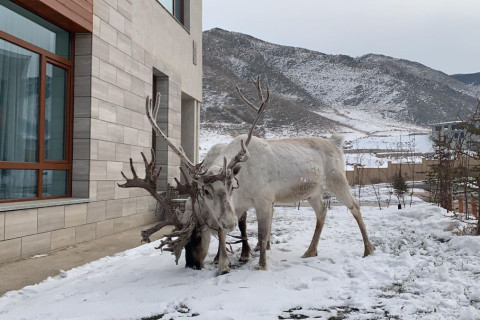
[0,223,170,296]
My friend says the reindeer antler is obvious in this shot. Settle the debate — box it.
[156,207,196,261]
[118,149,165,204]
[198,76,270,185]
[118,151,199,264]
[146,94,206,178]
[228,76,270,169]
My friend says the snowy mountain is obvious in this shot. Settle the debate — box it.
[202,28,479,137]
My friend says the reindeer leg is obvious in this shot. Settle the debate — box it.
[254,240,271,251]
[238,211,251,262]
[254,200,273,270]
[213,247,220,264]
[217,229,231,275]
[349,201,376,257]
[327,174,375,257]
[302,195,327,258]
[266,202,274,250]
[254,203,273,251]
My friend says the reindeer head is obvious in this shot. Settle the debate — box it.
[196,148,245,230]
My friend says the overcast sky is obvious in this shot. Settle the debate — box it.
[203,0,480,75]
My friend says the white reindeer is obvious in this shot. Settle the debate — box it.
[196,133,376,273]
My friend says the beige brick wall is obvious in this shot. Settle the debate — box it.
[5,210,37,240]
[0,213,4,241]
[0,239,21,264]
[51,228,76,250]
[21,233,51,258]
[0,0,201,264]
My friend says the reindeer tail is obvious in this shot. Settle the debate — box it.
[329,134,345,148]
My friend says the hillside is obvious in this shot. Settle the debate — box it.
[202,28,479,137]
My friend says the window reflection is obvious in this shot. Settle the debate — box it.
[0,169,37,200]
[0,0,70,58]
[45,64,66,161]
[157,0,184,24]
[0,38,39,162]
[42,170,67,197]
[158,0,173,14]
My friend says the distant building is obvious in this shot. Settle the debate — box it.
[430,121,480,149]
[0,0,202,263]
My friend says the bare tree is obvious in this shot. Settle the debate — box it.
[457,99,480,235]
[427,133,455,212]
[352,150,367,204]
[405,131,417,207]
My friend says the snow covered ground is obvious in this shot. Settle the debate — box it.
[1,194,479,320]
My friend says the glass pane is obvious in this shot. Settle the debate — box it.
[42,170,67,197]
[174,0,183,22]
[0,169,37,200]
[45,64,66,160]
[0,0,70,58]
[158,0,173,14]
[0,38,39,162]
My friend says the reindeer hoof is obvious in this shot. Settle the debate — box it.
[239,248,251,263]
[217,259,231,275]
[217,265,230,275]
[239,255,251,263]
[363,243,376,257]
[254,264,267,271]
[301,250,318,258]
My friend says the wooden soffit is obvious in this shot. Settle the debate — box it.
[13,0,93,33]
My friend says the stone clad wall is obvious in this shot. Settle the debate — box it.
[0,0,202,264]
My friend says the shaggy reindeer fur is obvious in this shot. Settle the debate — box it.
[198,134,375,273]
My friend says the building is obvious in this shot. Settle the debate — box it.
[0,0,202,264]
[431,121,465,141]
[430,121,480,150]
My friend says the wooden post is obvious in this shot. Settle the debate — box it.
[472,199,478,218]
[458,195,464,213]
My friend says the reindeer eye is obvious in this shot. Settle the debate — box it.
[232,165,241,176]
[204,189,210,196]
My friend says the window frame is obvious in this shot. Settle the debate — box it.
[0,29,74,203]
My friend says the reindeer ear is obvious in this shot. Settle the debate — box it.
[232,164,242,176]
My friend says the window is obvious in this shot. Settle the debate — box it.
[157,0,185,25]
[451,124,462,131]
[0,1,72,202]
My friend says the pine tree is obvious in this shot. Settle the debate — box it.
[391,169,408,207]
